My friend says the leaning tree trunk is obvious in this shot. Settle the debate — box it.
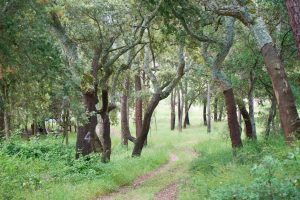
[170,90,176,130]
[203,99,207,126]
[132,94,160,156]
[213,97,218,122]
[223,89,243,148]
[285,0,300,57]
[249,17,300,142]
[135,73,143,138]
[237,99,255,139]
[207,83,211,133]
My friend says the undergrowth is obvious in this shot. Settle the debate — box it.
[180,134,300,200]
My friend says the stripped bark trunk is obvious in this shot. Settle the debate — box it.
[135,73,143,138]
[207,83,211,133]
[224,89,243,148]
[261,43,300,141]
[170,90,176,130]
[285,0,300,57]
[132,94,160,156]
[213,97,218,122]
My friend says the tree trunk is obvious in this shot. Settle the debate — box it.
[285,0,300,57]
[248,70,257,138]
[213,97,218,122]
[100,90,111,163]
[177,87,183,132]
[132,94,160,156]
[63,109,69,145]
[120,77,131,146]
[0,109,4,138]
[135,73,143,138]
[203,99,207,126]
[218,101,224,121]
[248,17,300,142]
[207,83,211,133]
[170,90,176,130]
[76,90,98,158]
[261,43,300,141]
[237,99,255,139]
[223,89,243,148]
[183,112,190,128]
[266,95,277,137]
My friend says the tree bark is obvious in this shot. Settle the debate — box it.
[207,83,211,133]
[135,73,143,138]
[203,99,207,126]
[213,97,218,122]
[177,87,183,132]
[285,0,300,57]
[99,90,111,163]
[63,109,69,145]
[261,43,300,141]
[120,77,132,146]
[170,90,176,130]
[248,70,257,138]
[0,109,4,138]
[224,89,243,148]
[237,99,255,139]
[76,90,98,158]
[266,95,277,137]
[132,94,160,156]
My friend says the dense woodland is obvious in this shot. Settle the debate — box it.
[0,0,300,199]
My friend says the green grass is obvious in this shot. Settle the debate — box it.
[179,132,300,200]
[1,100,299,199]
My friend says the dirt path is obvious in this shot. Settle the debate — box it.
[96,144,198,200]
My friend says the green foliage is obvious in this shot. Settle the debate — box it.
[181,134,300,200]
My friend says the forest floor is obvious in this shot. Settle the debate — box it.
[97,139,199,200]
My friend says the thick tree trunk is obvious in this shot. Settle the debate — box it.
[213,97,218,122]
[203,99,207,126]
[135,73,143,138]
[207,83,211,133]
[237,99,255,139]
[223,89,243,148]
[247,17,300,141]
[248,70,257,138]
[266,95,277,137]
[261,43,300,141]
[170,90,176,130]
[76,90,98,158]
[218,101,224,121]
[285,0,300,57]
[132,94,160,156]
[120,77,132,146]
[100,90,111,163]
